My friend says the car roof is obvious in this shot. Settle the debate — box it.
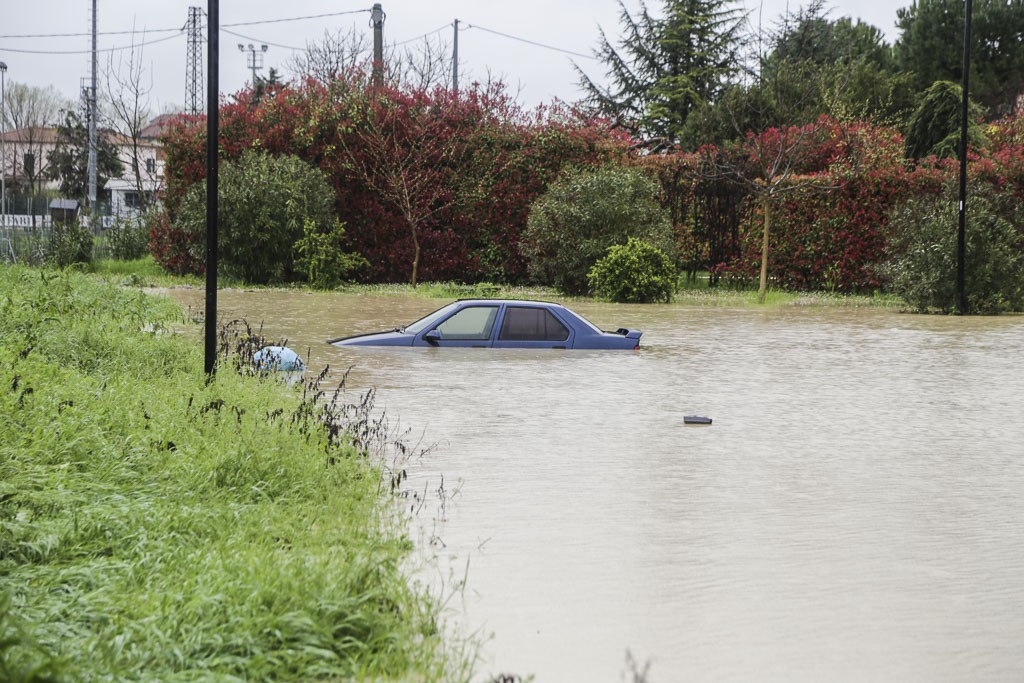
[454,299,566,308]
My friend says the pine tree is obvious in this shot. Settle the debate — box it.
[575,0,745,145]
[46,109,124,203]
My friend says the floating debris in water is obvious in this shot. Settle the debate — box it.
[683,415,713,425]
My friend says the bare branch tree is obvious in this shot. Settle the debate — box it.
[388,36,452,91]
[103,26,156,211]
[288,27,455,92]
[2,81,70,199]
[287,27,371,85]
[699,118,855,301]
[338,87,510,287]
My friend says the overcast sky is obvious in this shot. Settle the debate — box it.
[1,0,907,118]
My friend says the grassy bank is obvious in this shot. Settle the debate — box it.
[89,257,906,309]
[0,267,468,681]
[336,280,906,309]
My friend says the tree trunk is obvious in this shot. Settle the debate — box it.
[758,199,770,304]
[410,224,421,288]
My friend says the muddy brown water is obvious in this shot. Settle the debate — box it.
[165,288,1024,682]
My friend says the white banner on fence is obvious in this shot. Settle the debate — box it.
[0,215,130,229]
[0,214,54,229]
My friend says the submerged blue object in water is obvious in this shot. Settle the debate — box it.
[253,346,305,372]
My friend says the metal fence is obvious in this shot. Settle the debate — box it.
[1,194,145,265]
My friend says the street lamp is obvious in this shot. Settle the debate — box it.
[1,61,7,244]
[237,43,268,83]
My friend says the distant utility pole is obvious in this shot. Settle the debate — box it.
[238,43,268,83]
[371,3,384,87]
[87,0,98,209]
[452,19,459,94]
[185,6,204,116]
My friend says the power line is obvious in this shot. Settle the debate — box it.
[464,24,596,60]
[222,9,371,29]
[0,31,182,55]
[392,23,451,47]
[222,28,304,52]
[3,12,599,64]
[0,9,373,40]
[0,27,180,39]
[222,24,453,55]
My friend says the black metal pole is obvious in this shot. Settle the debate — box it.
[205,0,219,373]
[956,0,972,315]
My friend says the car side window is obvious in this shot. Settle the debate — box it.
[436,306,499,340]
[498,307,569,342]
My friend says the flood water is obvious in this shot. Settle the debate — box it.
[166,288,1024,682]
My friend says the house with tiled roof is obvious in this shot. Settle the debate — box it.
[1,115,170,221]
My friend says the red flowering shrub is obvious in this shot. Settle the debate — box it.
[154,78,627,281]
[154,90,1024,293]
[147,208,203,275]
[632,150,747,283]
[674,119,953,292]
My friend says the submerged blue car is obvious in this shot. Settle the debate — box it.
[328,299,642,350]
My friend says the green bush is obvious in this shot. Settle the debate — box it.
[588,237,676,303]
[904,81,986,160]
[880,192,1024,313]
[105,215,149,260]
[47,219,94,267]
[521,165,674,295]
[174,150,339,284]
[294,218,368,289]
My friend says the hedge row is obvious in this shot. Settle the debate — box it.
[155,79,1024,294]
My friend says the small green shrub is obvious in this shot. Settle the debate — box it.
[105,215,149,260]
[880,192,1024,313]
[294,219,368,289]
[521,165,674,295]
[588,237,676,303]
[47,220,94,267]
[173,150,338,284]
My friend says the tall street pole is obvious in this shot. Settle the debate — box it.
[956,0,973,315]
[205,0,219,375]
[237,43,267,83]
[88,0,98,210]
[1,61,7,249]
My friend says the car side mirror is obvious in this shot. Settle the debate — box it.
[423,329,441,344]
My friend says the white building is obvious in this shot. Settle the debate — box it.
[0,113,171,222]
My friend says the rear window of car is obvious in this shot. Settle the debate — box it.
[498,306,570,342]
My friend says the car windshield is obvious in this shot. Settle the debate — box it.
[403,302,462,335]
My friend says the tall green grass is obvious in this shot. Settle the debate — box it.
[0,267,470,681]
[89,256,204,289]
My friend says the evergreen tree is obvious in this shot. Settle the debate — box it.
[46,109,124,203]
[753,0,913,127]
[576,0,745,146]
[903,81,986,159]
[252,67,285,106]
[682,1,913,147]
[895,0,1024,113]
[766,0,894,71]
